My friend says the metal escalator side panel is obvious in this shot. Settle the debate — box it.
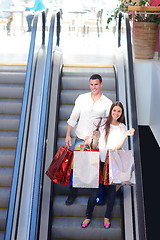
[38,47,63,240]
[4,14,39,240]
[13,48,47,240]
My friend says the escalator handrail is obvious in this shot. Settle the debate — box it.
[42,10,46,45]
[29,11,61,240]
[118,12,123,48]
[5,11,46,240]
[118,12,147,240]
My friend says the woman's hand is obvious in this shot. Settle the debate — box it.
[126,128,135,136]
[114,128,135,150]
[84,136,92,146]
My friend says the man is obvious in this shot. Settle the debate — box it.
[25,0,45,32]
[65,74,112,205]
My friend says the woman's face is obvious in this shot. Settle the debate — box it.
[111,106,122,121]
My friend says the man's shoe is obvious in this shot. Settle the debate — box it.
[65,195,77,205]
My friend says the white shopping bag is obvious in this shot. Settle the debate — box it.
[73,150,100,188]
[109,150,136,185]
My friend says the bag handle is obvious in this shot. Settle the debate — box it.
[94,117,103,131]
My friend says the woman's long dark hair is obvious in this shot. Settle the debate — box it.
[105,101,126,139]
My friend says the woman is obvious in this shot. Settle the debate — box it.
[81,101,135,229]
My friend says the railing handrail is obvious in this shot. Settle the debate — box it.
[29,11,61,240]
[118,12,147,240]
[5,11,46,240]
[42,10,46,45]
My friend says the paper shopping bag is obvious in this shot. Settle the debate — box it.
[109,149,136,185]
[45,146,73,185]
[73,150,100,188]
[103,152,110,185]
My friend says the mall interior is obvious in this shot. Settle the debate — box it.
[0,0,160,240]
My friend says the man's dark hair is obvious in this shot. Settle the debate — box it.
[89,74,102,83]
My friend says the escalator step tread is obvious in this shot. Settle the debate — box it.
[0,232,5,240]
[0,209,7,231]
[61,76,115,90]
[52,217,122,240]
[62,66,114,76]
[0,149,15,167]
[0,99,22,114]
[60,90,116,105]
[0,167,13,187]
[0,72,26,84]
[53,195,121,218]
[0,187,10,208]
[0,115,20,131]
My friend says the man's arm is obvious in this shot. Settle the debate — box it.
[65,124,73,147]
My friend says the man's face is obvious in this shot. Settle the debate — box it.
[90,79,103,95]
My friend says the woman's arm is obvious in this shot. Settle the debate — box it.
[114,128,135,150]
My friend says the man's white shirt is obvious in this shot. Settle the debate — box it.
[67,92,112,140]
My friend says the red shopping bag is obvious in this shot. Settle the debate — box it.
[45,146,73,185]
[103,152,110,185]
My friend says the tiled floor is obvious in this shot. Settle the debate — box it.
[0,31,30,64]
[60,30,116,65]
[0,28,117,65]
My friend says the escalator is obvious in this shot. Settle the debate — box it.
[1,11,47,240]
[1,10,147,240]
[0,64,26,240]
[39,12,146,240]
[51,64,123,240]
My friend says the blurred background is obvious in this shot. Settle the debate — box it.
[0,0,119,64]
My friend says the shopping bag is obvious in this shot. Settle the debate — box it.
[73,149,100,188]
[103,152,110,185]
[90,117,102,149]
[109,149,136,185]
[45,146,73,185]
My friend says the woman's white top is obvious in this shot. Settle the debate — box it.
[99,123,127,162]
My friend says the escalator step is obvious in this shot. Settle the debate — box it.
[0,168,13,187]
[0,131,18,148]
[53,195,121,218]
[61,75,115,91]
[0,209,7,231]
[0,188,10,208]
[0,84,24,99]
[0,149,15,167]
[0,99,22,114]
[52,217,122,240]
[0,115,20,131]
